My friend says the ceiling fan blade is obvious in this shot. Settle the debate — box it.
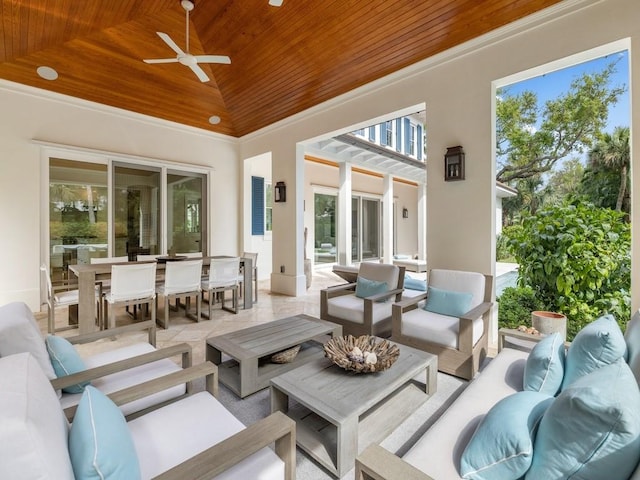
[194,55,231,65]
[157,32,185,56]
[189,64,210,82]
[269,0,283,6]
[143,58,179,64]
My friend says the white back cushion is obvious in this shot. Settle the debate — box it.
[0,353,73,479]
[359,263,399,288]
[429,269,486,310]
[0,302,56,380]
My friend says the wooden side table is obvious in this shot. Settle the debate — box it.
[498,327,571,352]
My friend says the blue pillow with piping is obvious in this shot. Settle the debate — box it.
[355,276,389,299]
[422,285,472,317]
[45,334,89,394]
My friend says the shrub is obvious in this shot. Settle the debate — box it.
[506,202,630,339]
[498,286,545,330]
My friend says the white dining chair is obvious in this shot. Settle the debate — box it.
[136,254,160,261]
[90,255,129,264]
[103,263,157,330]
[156,259,203,329]
[40,264,101,334]
[202,257,240,317]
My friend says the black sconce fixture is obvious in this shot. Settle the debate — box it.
[402,207,409,219]
[274,181,286,202]
[444,146,465,181]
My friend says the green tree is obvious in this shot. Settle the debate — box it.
[506,202,630,339]
[496,63,626,184]
[544,158,585,206]
[586,126,630,212]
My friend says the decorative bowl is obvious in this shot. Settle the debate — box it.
[324,335,400,373]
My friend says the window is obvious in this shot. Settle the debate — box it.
[410,124,417,156]
[385,120,394,147]
[314,193,336,264]
[265,181,273,233]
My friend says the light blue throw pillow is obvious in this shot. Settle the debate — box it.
[355,276,388,299]
[561,313,627,390]
[460,391,553,480]
[45,335,89,394]
[423,285,472,317]
[523,333,565,396]
[624,310,640,386]
[526,359,640,480]
[69,386,141,480]
[404,275,427,291]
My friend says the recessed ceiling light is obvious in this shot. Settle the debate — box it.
[208,115,221,125]
[37,66,58,81]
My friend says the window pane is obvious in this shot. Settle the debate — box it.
[362,198,380,259]
[113,164,160,258]
[49,159,108,278]
[351,197,359,262]
[167,171,205,254]
[314,193,336,264]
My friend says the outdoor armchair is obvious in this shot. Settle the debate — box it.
[391,268,493,380]
[320,262,405,337]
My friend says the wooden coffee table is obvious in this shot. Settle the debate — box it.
[205,314,342,398]
[270,342,437,478]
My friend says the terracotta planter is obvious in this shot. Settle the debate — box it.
[531,311,567,341]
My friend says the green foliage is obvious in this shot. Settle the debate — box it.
[496,62,626,184]
[505,202,630,339]
[498,286,545,330]
[496,225,521,261]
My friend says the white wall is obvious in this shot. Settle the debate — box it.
[0,83,240,310]
[239,0,640,313]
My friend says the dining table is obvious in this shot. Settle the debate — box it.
[68,256,253,334]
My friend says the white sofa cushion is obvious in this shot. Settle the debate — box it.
[128,391,285,479]
[0,302,56,381]
[327,294,392,325]
[400,307,484,349]
[403,348,529,479]
[0,352,74,480]
[359,262,399,288]
[59,343,185,416]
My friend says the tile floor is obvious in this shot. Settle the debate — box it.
[36,267,350,363]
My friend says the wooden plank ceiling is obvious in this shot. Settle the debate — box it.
[0,0,563,137]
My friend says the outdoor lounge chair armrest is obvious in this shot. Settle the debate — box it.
[364,287,404,303]
[324,282,357,295]
[153,411,296,480]
[460,301,493,321]
[394,292,428,310]
[355,444,433,480]
[51,343,192,392]
[66,319,157,346]
[63,361,218,421]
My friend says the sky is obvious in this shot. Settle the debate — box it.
[501,49,630,135]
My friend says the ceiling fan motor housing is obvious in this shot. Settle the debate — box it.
[181,0,194,12]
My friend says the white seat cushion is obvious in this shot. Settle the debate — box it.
[0,353,74,480]
[59,343,185,416]
[128,392,285,480]
[327,294,392,325]
[400,308,484,349]
[429,269,486,309]
[403,348,529,479]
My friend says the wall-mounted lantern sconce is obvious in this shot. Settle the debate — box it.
[444,146,465,181]
[274,181,286,202]
[402,207,409,219]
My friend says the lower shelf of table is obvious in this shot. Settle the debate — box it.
[217,341,325,397]
[284,381,428,477]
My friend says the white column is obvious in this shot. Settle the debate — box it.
[338,163,352,265]
[417,182,427,261]
[382,174,394,264]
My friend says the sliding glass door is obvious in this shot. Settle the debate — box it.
[49,159,108,277]
[113,164,161,258]
[167,171,206,255]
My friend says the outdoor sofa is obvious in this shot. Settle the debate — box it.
[357,312,640,479]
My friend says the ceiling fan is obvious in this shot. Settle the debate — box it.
[143,0,231,83]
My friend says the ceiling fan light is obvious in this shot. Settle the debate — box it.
[37,66,58,81]
[209,115,221,125]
